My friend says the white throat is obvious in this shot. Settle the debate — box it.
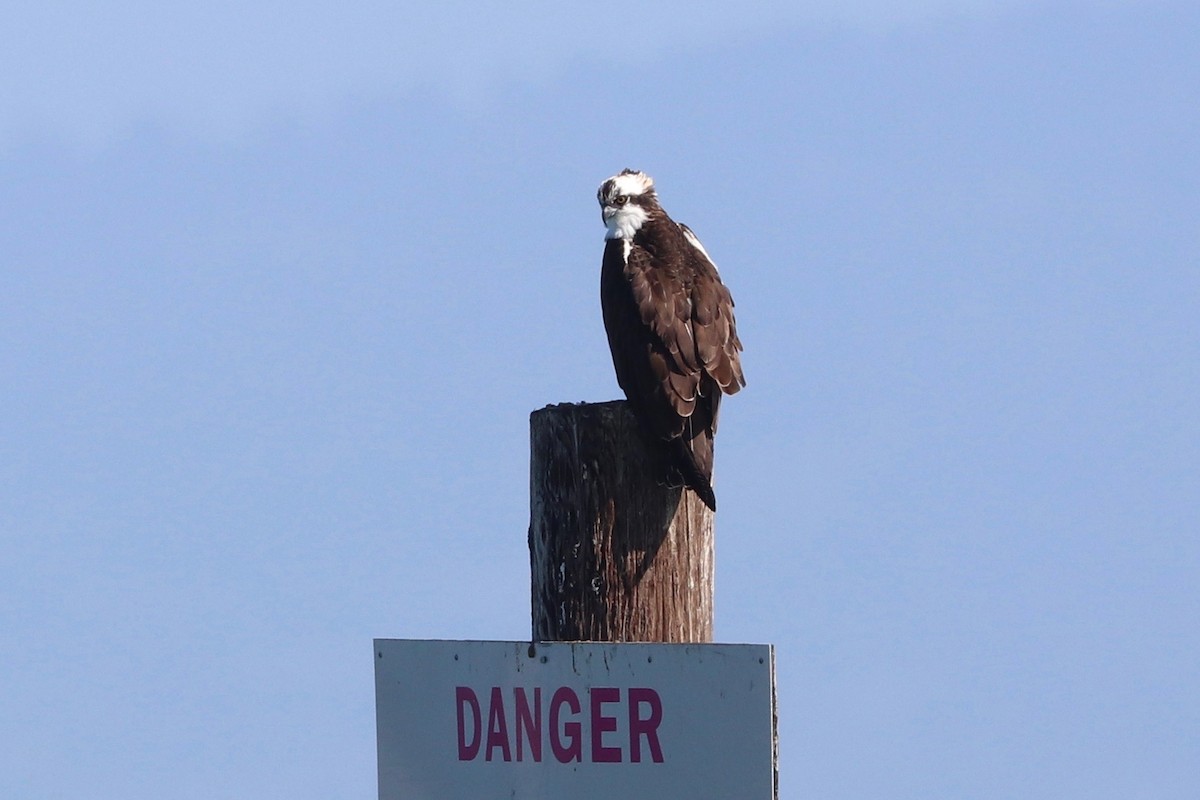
[604,204,649,240]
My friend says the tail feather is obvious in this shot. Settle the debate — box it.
[672,434,717,511]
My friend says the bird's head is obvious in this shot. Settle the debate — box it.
[597,169,658,240]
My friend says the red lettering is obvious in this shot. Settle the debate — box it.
[456,687,481,761]
[485,687,512,762]
[589,687,621,763]
[514,687,542,762]
[549,687,582,763]
[457,684,665,765]
[628,688,664,763]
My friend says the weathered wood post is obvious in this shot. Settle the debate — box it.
[528,401,714,643]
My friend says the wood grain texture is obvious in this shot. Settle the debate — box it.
[529,401,714,643]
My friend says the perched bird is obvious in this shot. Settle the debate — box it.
[597,169,745,511]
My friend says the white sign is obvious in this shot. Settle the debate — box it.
[374,639,776,799]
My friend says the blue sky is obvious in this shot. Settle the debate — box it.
[2,2,1197,798]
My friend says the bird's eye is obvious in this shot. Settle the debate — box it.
[615,195,628,206]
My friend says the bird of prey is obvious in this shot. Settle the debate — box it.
[597,169,745,511]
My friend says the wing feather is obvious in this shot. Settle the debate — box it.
[625,224,745,401]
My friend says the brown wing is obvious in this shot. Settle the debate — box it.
[677,223,745,397]
[625,223,744,432]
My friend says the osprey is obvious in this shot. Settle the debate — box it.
[597,169,745,511]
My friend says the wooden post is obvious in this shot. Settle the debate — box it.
[528,401,714,643]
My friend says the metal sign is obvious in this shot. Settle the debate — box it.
[374,639,776,799]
